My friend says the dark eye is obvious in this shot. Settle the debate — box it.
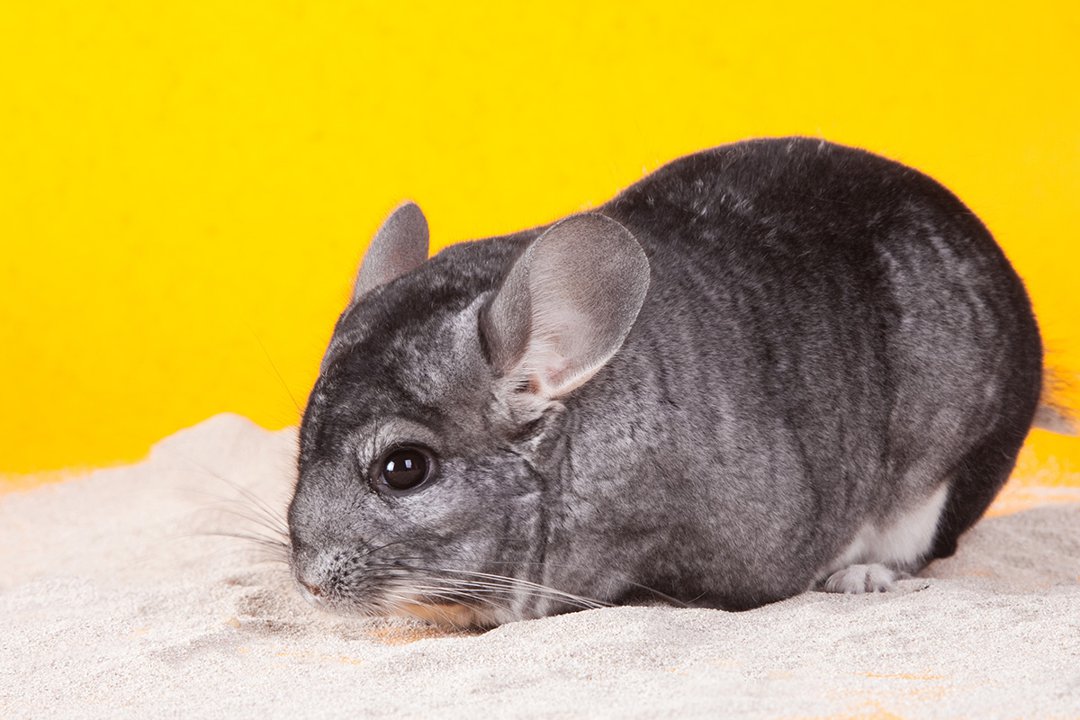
[378,446,434,491]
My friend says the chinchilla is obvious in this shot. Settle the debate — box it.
[287,137,1065,628]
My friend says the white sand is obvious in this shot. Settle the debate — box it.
[2,414,1079,719]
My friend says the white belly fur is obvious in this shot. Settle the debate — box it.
[818,483,950,582]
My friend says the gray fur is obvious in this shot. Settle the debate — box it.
[288,137,1044,626]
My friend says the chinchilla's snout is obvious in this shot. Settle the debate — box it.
[288,540,378,610]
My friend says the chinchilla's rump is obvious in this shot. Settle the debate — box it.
[569,137,1043,605]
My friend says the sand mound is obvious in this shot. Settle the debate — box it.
[2,414,1078,718]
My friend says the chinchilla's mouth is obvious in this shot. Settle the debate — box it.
[289,565,499,628]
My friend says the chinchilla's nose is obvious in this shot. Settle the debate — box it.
[296,578,328,606]
[290,544,331,604]
[293,563,330,605]
[291,541,361,605]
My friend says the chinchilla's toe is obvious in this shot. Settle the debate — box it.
[822,564,898,594]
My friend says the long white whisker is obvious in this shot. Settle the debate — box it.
[401,582,515,619]
[396,568,605,611]
[181,459,290,535]
[430,568,610,609]
[199,504,290,543]
[460,559,690,607]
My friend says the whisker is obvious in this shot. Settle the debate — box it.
[419,567,610,609]
[362,538,415,558]
[372,560,586,609]
[196,504,290,543]
[442,558,691,608]
[408,584,517,618]
[183,529,290,561]
[179,458,291,536]
[392,592,466,630]
[252,330,302,415]
[380,563,609,612]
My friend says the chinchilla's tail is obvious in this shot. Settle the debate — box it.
[1033,366,1078,436]
[1034,404,1077,435]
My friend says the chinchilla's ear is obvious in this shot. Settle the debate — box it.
[481,213,650,402]
[353,202,429,301]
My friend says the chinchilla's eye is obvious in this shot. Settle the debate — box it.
[377,445,435,491]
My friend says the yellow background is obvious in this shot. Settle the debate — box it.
[2,1,1078,483]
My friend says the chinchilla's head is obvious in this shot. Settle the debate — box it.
[287,202,650,628]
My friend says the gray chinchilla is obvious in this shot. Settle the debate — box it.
[287,137,1063,628]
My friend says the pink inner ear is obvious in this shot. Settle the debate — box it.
[486,213,650,401]
[539,356,571,391]
[514,335,574,398]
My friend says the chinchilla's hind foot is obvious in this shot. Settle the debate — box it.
[822,563,905,594]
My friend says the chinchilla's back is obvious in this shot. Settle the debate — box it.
[543,137,1041,608]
